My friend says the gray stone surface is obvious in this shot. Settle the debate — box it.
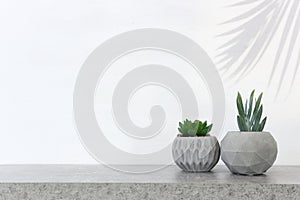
[0,165,299,200]
[221,131,278,175]
[172,136,220,172]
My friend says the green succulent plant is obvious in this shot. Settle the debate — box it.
[178,119,213,137]
[236,90,267,132]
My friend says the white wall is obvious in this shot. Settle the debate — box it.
[0,0,300,165]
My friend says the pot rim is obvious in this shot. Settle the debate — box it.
[175,135,217,139]
[227,131,270,134]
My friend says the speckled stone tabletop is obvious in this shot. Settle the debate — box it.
[0,165,299,200]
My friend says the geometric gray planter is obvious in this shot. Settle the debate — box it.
[221,131,278,175]
[172,136,220,172]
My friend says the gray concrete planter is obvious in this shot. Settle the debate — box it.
[221,131,278,175]
[172,136,220,172]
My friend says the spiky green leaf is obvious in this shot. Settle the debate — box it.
[237,115,247,131]
[251,93,263,123]
[237,92,245,117]
[247,90,255,117]
[259,117,267,131]
[252,105,263,131]
[207,124,213,133]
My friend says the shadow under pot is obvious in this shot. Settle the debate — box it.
[172,136,220,172]
[221,131,277,175]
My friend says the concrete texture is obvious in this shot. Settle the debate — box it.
[221,131,278,175]
[0,165,299,200]
[172,136,220,172]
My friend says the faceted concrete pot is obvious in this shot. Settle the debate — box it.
[221,131,277,175]
[172,136,220,172]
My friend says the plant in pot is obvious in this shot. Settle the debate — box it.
[172,119,220,172]
[221,90,278,175]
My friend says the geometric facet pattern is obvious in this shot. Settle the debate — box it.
[172,136,220,172]
[221,131,278,175]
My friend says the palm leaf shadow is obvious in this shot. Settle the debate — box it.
[217,0,300,96]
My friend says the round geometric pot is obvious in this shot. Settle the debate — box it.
[172,136,220,172]
[221,131,278,175]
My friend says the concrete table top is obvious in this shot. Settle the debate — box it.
[0,165,299,200]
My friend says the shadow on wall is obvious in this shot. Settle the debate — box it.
[217,0,300,97]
